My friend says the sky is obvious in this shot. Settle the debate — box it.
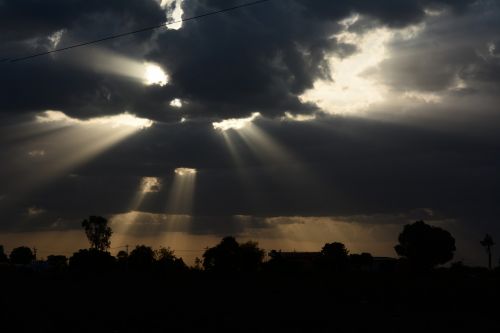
[1,0,499,265]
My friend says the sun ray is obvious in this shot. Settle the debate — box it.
[3,111,154,201]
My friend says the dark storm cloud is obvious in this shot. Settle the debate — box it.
[148,0,479,120]
[0,0,480,122]
[2,0,500,243]
[0,0,164,42]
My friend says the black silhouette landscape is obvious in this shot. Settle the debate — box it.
[1,217,500,332]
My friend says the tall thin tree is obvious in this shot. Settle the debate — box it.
[480,234,495,270]
[81,216,112,252]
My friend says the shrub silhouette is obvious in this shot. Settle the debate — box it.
[47,255,68,272]
[395,220,455,270]
[0,245,8,263]
[350,252,374,270]
[69,249,116,273]
[9,246,35,265]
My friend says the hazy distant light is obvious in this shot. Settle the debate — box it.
[36,110,154,129]
[212,112,261,132]
[28,150,46,157]
[404,91,441,103]
[141,177,161,193]
[174,168,197,176]
[144,63,168,86]
[28,206,45,216]
[170,98,183,108]
[488,42,497,57]
[282,112,316,122]
[48,29,64,49]
[180,117,187,123]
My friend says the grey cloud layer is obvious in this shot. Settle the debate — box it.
[1,116,499,235]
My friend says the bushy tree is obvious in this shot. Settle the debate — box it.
[321,242,349,272]
[81,216,112,251]
[155,247,187,273]
[395,221,456,270]
[128,245,155,272]
[10,246,35,265]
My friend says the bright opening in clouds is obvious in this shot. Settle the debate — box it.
[141,177,161,193]
[144,63,168,87]
[300,16,427,115]
[36,111,154,129]
[174,168,197,176]
[213,113,261,132]
[170,98,183,108]
[160,0,184,30]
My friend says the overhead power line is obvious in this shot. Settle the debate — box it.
[4,0,273,63]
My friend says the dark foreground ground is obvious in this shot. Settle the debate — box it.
[1,270,499,333]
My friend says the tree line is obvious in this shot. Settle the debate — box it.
[0,216,497,274]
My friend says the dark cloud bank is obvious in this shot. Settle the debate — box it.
[1,0,500,247]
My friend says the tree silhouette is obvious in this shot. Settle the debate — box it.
[9,246,35,265]
[203,236,264,273]
[350,252,374,270]
[238,241,265,273]
[128,245,155,272]
[0,245,8,263]
[321,242,349,272]
[81,216,112,251]
[116,250,128,262]
[203,236,240,272]
[69,249,116,273]
[395,221,456,270]
[480,234,495,270]
[47,255,68,272]
[155,246,187,273]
